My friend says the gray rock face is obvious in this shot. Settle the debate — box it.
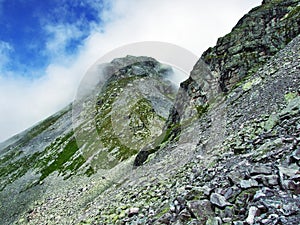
[162,0,300,151]
[201,0,300,92]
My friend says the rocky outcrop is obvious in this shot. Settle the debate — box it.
[152,0,300,164]
[201,0,300,92]
[133,0,300,163]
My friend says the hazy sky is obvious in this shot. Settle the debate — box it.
[0,0,261,142]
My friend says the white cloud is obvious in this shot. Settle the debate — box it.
[44,23,84,56]
[0,0,261,142]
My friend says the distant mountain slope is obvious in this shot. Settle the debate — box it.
[0,56,177,225]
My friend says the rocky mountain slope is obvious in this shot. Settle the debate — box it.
[0,56,177,225]
[201,0,300,92]
[0,0,299,224]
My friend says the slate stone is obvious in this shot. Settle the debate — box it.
[210,193,231,208]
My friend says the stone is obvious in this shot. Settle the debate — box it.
[264,175,279,186]
[292,148,300,161]
[287,180,300,194]
[178,209,191,222]
[169,204,176,212]
[222,217,232,223]
[246,206,259,225]
[187,219,203,225]
[253,190,266,201]
[128,207,139,217]
[206,217,222,225]
[264,114,279,131]
[224,187,234,199]
[261,199,282,211]
[157,212,172,224]
[233,221,244,225]
[227,171,244,184]
[210,193,231,208]
[240,179,259,189]
[291,174,300,182]
[250,165,272,176]
[134,150,150,166]
[187,200,214,223]
[278,164,299,177]
[224,186,240,202]
[252,174,279,187]
[261,214,279,224]
[280,201,299,216]
[202,185,213,196]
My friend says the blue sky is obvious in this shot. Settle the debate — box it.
[0,0,106,77]
[0,0,261,142]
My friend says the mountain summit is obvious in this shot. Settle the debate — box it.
[0,0,300,224]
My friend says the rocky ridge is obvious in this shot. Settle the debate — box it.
[201,0,300,92]
[135,0,300,166]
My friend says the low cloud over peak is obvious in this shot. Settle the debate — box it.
[0,0,261,142]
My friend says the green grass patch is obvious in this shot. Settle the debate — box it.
[0,151,42,191]
[285,5,300,19]
[39,136,79,181]
[284,92,298,102]
[196,103,209,118]
[1,107,69,154]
